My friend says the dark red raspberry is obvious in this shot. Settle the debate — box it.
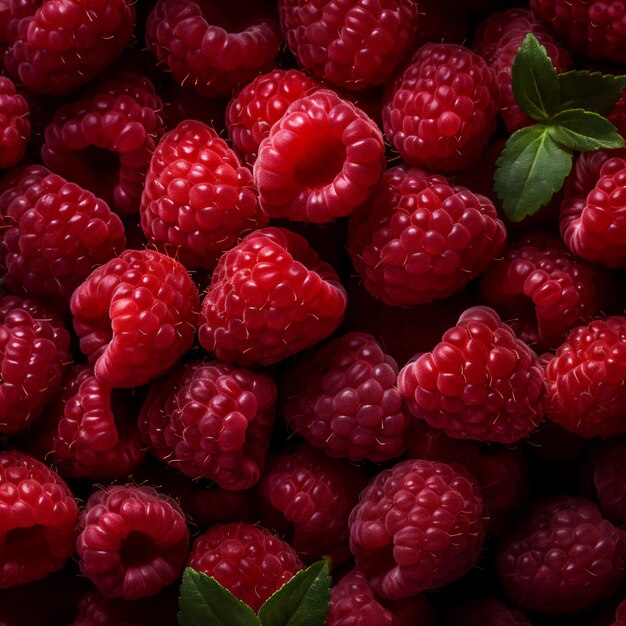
[140,119,267,270]
[41,74,165,215]
[398,306,546,443]
[382,44,498,171]
[561,150,626,268]
[0,165,126,305]
[254,89,385,223]
[139,358,276,490]
[0,76,29,168]
[0,452,78,588]
[498,496,626,614]
[614,600,626,626]
[77,485,189,600]
[348,164,506,306]
[589,438,626,526]
[279,0,418,91]
[146,0,281,98]
[198,227,346,366]
[187,522,303,611]
[282,332,411,462]
[443,598,531,626]
[473,9,535,62]
[0,295,70,434]
[258,445,368,564]
[349,458,486,600]
[546,316,626,438]
[0,0,135,94]
[71,249,199,389]
[30,363,144,479]
[226,69,321,166]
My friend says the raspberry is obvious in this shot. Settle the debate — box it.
[226,69,321,166]
[41,74,165,215]
[546,316,626,438]
[146,0,281,98]
[0,0,135,94]
[531,0,626,65]
[443,598,531,626]
[77,485,189,600]
[349,458,486,600]
[382,44,498,171]
[348,165,506,306]
[590,439,626,526]
[0,452,78,587]
[0,295,70,434]
[0,76,29,168]
[30,363,144,479]
[560,150,626,268]
[0,165,126,305]
[258,445,368,564]
[187,522,303,611]
[139,358,276,490]
[198,227,347,366]
[473,9,536,63]
[398,306,546,443]
[282,332,412,462]
[140,119,268,270]
[279,0,419,91]
[615,600,626,626]
[254,89,385,223]
[71,249,199,388]
[498,496,626,614]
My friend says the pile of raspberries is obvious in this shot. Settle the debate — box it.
[2,1,626,625]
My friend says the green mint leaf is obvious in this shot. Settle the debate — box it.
[178,568,261,626]
[512,33,560,121]
[548,109,625,151]
[558,71,626,115]
[258,560,331,626]
[494,125,573,222]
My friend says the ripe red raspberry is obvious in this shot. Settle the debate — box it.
[146,0,281,98]
[71,249,199,389]
[254,89,385,223]
[140,119,267,270]
[546,316,626,438]
[0,295,70,434]
[382,44,498,171]
[0,76,29,168]
[561,150,626,268]
[531,0,626,65]
[279,0,419,91]
[77,485,189,600]
[398,307,546,443]
[589,439,626,526]
[443,598,531,626]
[198,227,346,366]
[139,358,276,490]
[0,165,126,305]
[350,458,485,600]
[282,332,412,462]
[258,445,368,564]
[498,496,626,614]
[0,0,135,94]
[226,69,321,166]
[473,9,536,62]
[41,74,165,215]
[0,452,78,588]
[348,165,506,306]
[188,522,303,611]
[30,363,144,479]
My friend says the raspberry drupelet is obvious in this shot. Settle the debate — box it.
[0,452,78,588]
[140,119,267,270]
[443,598,531,626]
[398,306,546,443]
[187,522,303,611]
[139,358,276,490]
[279,0,419,91]
[146,0,281,98]
[198,227,347,366]
[614,600,626,626]
[348,164,506,306]
[77,485,189,600]
[70,249,199,389]
[41,74,165,215]
[0,76,29,168]
[383,43,499,171]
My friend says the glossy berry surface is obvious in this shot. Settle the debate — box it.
[0,76,29,168]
